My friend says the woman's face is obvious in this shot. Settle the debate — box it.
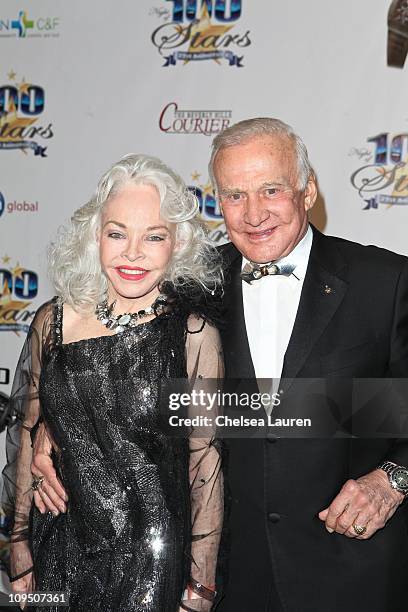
[98,182,176,304]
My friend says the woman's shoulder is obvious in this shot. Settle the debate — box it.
[30,296,59,329]
[161,281,224,329]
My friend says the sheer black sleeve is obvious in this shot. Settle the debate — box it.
[182,316,224,611]
[1,299,54,583]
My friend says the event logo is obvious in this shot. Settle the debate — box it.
[159,102,232,135]
[0,10,60,38]
[0,256,38,333]
[0,71,54,157]
[151,1,251,67]
[350,132,408,210]
[0,190,39,218]
[188,171,228,244]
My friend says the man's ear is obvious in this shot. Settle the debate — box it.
[304,175,318,211]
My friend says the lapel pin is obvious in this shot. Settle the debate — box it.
[324,284,334,295]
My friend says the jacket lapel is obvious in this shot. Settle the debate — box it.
[281,228,348,387]
[220,243,256,379]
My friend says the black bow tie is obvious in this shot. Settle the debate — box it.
[240,261,296,284]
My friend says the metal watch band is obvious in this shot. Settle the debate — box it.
[378,460,398,475]
[378,461,408,496]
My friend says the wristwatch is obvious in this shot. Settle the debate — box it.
[388,0,408,68]
[378,460,408,496]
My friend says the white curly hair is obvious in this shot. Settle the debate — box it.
[48,154,223,311]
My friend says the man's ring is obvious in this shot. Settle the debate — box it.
[31,476,44,491]
[352,523,367,536]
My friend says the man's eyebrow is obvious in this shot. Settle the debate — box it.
[219,187,246,195]
[259,180,287,188]
[103,220,127,229]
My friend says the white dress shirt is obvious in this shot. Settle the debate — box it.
[242,225,313,382]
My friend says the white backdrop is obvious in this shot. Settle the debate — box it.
[0,0,407,588]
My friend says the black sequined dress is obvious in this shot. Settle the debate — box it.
[2,296,224,612]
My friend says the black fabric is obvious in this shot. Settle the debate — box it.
[216,225,408,612]
[2,295,224,612]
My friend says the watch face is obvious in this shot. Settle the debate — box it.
[393,468,408,490]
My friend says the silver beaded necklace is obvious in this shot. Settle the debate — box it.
[95,295,166,334]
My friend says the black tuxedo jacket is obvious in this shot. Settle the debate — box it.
[216,226,408,612]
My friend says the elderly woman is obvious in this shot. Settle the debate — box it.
[2,154,224,611]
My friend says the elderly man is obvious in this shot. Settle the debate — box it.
[30,118,408,612]
[210,118,408,612]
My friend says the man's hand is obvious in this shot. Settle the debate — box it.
[318,469,404,539]
[31,422,68,515]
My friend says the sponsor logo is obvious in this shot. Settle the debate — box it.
[188,171,228,244]
[0,71,54,157]
[0,10,60,39]
[159,102,232,135]
[349,132,408,209]
[0,256,38,333]
[151,0,251,67]
[0,190,39,218]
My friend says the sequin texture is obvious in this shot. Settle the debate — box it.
[29,300,191,611]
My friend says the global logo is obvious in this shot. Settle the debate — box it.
[0,256,38,333]
[0,11,60,39]
[151,0,251,67]
[159,102,232,135]
[0,71,54,157]
[349,132,408,210]
[0,190,39,218]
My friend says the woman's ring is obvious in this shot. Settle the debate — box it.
[31,476,44,491]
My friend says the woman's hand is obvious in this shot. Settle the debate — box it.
[31,422,68,515]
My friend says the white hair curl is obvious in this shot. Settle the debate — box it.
[48,154,223,311]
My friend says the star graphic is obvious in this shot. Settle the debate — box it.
[11,265,25,281]
[185,4,233,60]
[7,70,17,81]
[191,171,201,182]
[2,255,11,264]
[202,181,214,197]
[18,78,32,96]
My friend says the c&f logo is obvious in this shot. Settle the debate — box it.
[0,10,59,39]
[11,10,33,37]
[151,0,251,67]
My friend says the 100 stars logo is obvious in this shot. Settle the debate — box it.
[0,71,54,157]
[151,0,251,67]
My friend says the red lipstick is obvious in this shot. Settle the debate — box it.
[115,266,149,281]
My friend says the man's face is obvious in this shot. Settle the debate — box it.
[213,135,317,263]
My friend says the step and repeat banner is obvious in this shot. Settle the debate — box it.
[0,0,407,586]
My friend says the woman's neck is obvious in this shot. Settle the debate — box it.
[107,287,161,315]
